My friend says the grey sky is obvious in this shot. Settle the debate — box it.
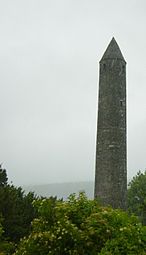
[0,0,146,185]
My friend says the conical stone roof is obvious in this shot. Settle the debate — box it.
[100,37,126,62]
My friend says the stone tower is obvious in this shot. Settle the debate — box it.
[94,38,127,209]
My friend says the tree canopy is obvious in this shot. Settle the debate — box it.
[15,193,146,255]
[0,164,8,186]
[0,166,37,243]
[0,166,146,254]
[128,170,146,225]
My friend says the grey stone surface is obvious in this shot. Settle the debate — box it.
[94,38,127,209]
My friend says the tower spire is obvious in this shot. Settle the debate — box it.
[100,37,126,62]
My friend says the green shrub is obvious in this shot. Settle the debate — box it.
[14,193,146,255]
[0,165,37,242]
[128,170,146,225]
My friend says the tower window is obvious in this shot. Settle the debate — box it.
[120,100,123,106]
[103,63,106,70]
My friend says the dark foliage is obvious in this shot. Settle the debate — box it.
[0,166,37,243]
[0,164,8,186]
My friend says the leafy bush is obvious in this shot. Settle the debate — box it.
[128,170,146,225]
[0,165,37,243]
[0,216,15,255]
[14,193,146,255]
[0,165,8,186]
[0,241,15,255]
[0,218,4,240]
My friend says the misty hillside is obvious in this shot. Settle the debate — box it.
[23,181,94,199]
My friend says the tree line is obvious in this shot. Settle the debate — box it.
[0,164,146,254]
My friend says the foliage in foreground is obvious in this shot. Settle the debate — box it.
[15,193,146,255]
[1,165,146,254]
[0,165,37,244]
[128,170,146,225]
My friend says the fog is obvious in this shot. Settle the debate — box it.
[0,0,146,185]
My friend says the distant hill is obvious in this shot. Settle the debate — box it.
[23,181,94,200]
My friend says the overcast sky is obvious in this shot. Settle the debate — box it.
[0,0,146,185]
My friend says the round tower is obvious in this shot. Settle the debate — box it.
[94,38,127,209]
